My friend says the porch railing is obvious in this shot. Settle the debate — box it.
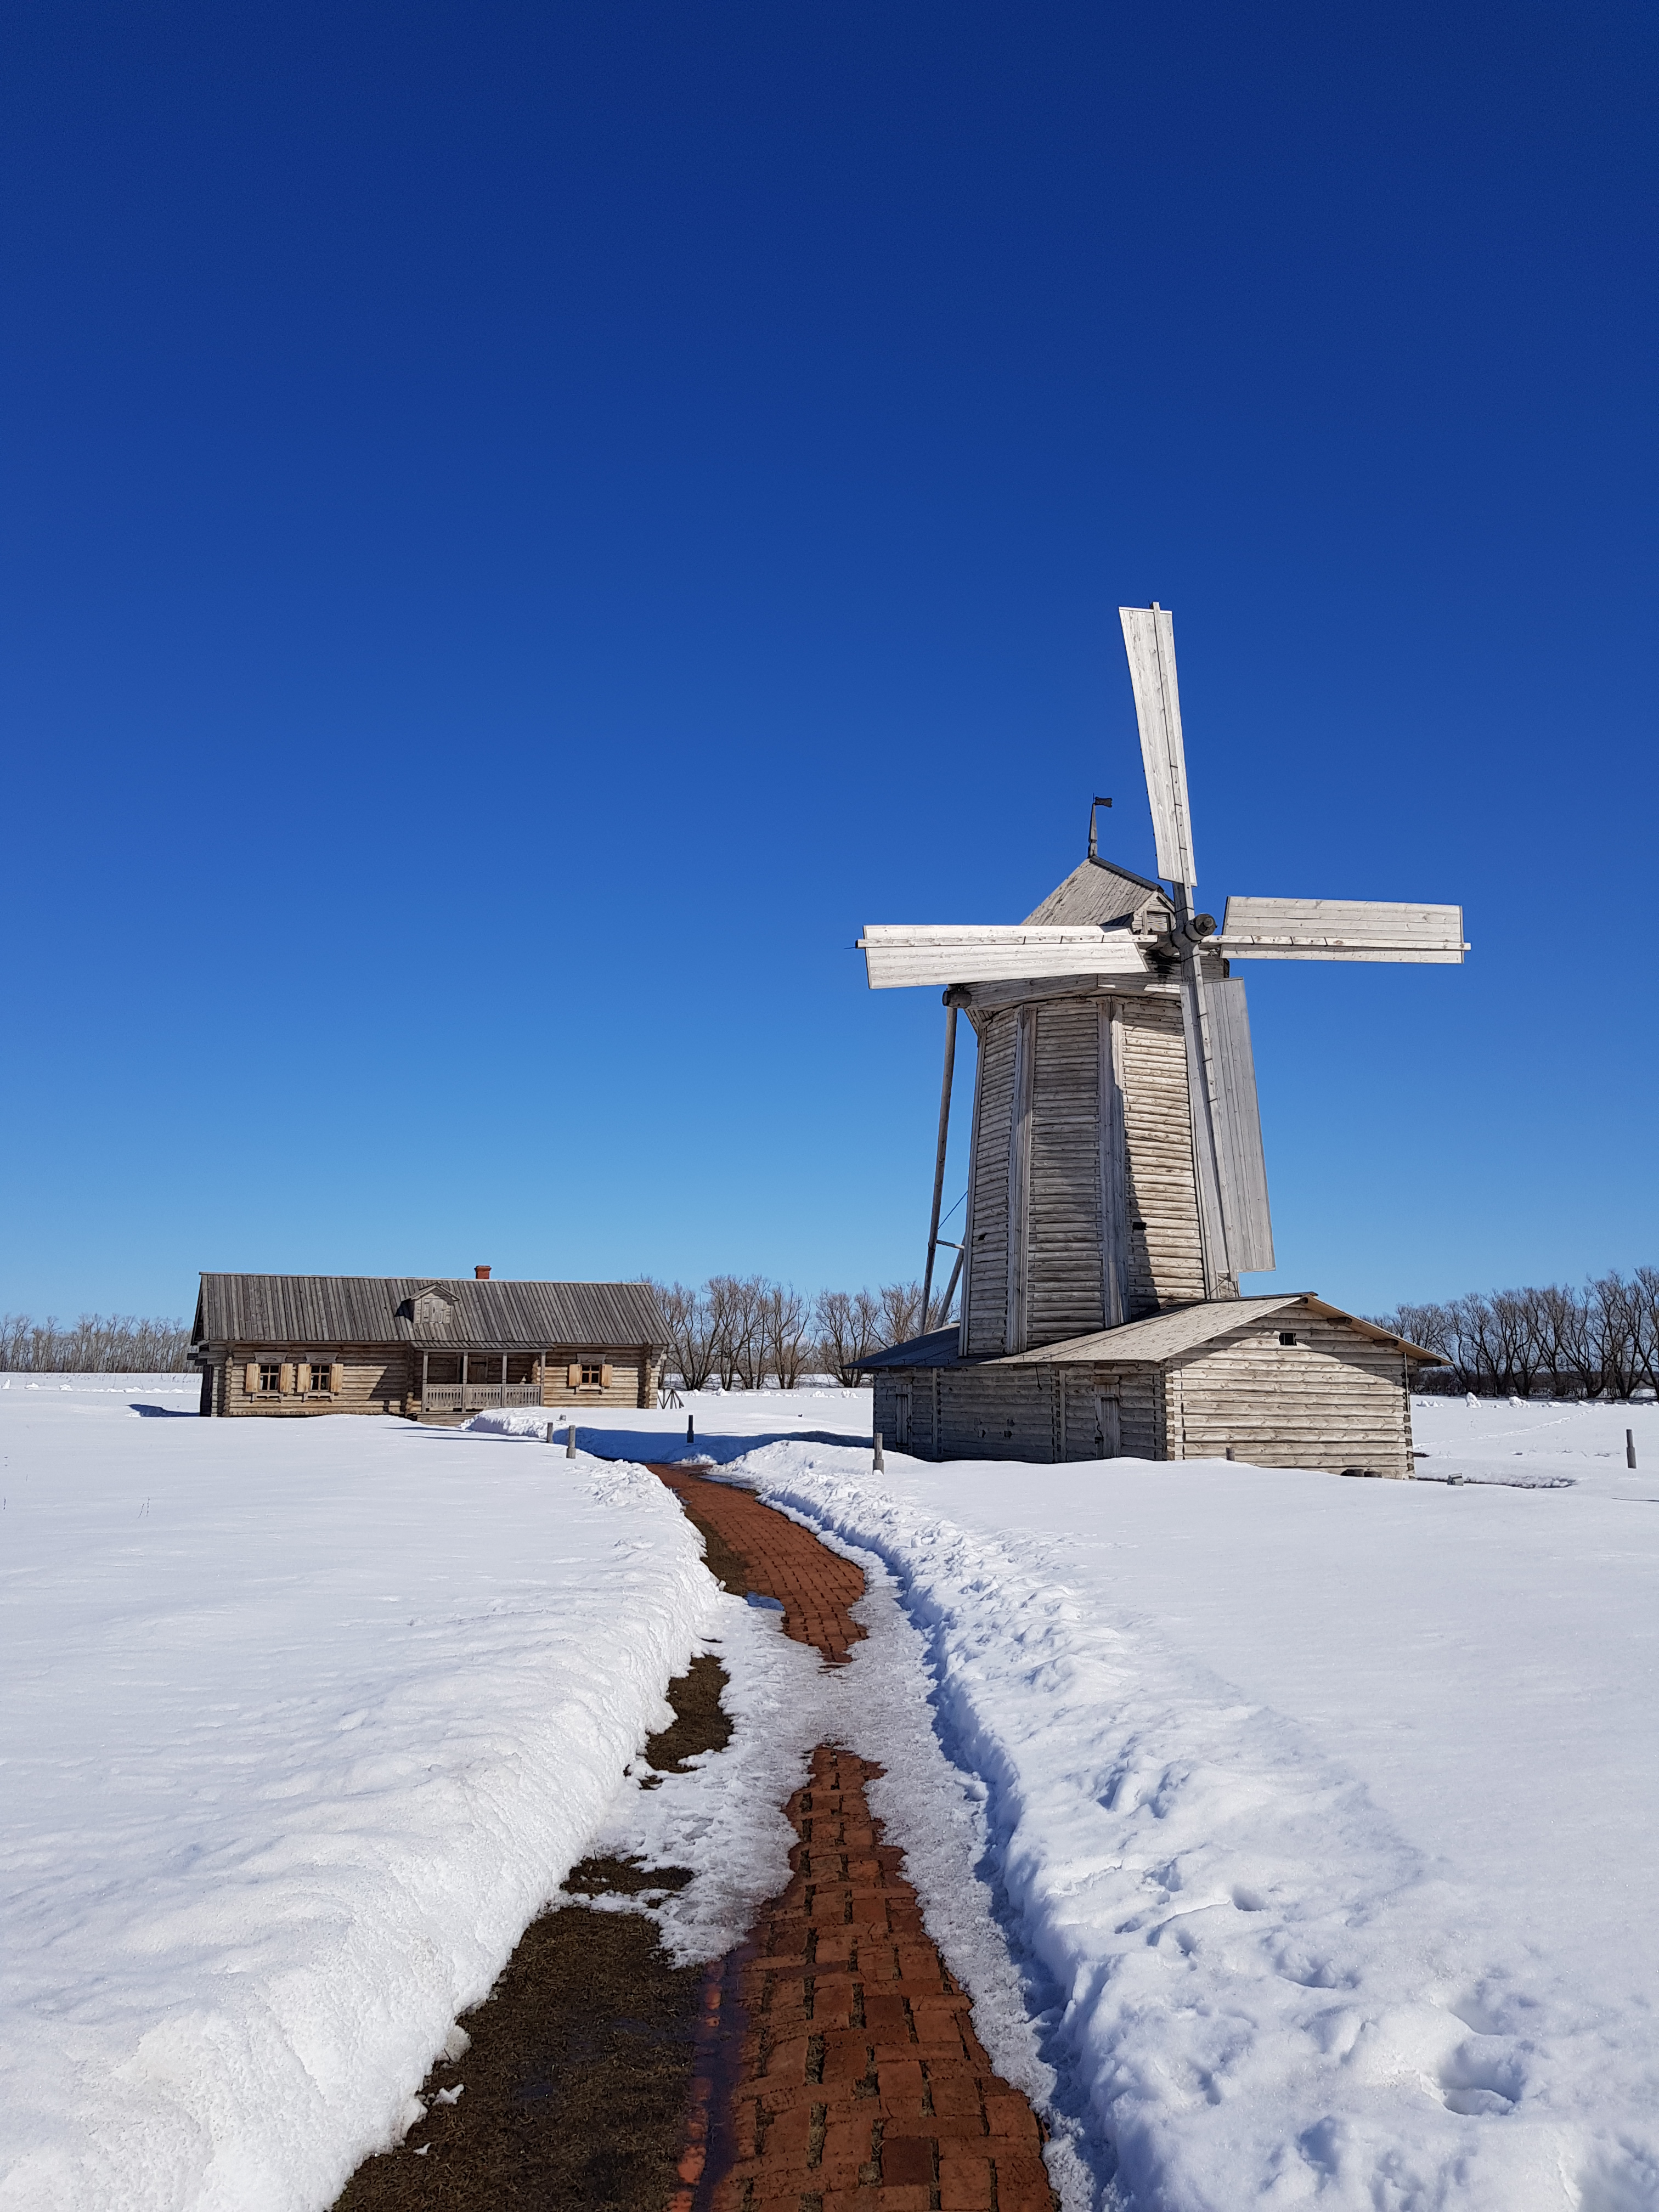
[418,1382,546,1415]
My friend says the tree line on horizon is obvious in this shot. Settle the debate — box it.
[1,1312,194,1373]
[646,1276,956,1391]
[1372,1268,1658,1400]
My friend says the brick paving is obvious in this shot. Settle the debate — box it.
[648,1468,1058,2212]
[649,1464,868,1664]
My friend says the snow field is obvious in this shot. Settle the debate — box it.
[0,1385,719,2212]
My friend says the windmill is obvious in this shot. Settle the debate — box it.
[859,604,1468,1359]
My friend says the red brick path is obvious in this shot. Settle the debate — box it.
[648,1469,1058,2212]
[650,1464,867,1664]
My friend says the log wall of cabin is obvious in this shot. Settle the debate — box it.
[206,1344,660,1414]
[217,1344,413,1415]
[1117,995,1206,1315]
[1165,1318,1413,1477]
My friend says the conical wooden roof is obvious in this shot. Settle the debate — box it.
[1022,855,1170,928]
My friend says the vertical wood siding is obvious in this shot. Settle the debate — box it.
[965,1012,1017,1355]
[1024,998,1106,1346]
[1119,996,1206,1313]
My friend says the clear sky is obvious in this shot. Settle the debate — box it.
[2,0,1654,1324]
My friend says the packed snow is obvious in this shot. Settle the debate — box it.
[6,1376,1659,2211]
[0,1380,716,2211]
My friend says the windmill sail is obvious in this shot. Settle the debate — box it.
[1204,977,1274,1273]
[859,924,1149,991]
[1218,897,1467,963]
[1119,605,1198,888]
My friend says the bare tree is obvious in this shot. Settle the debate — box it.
[814,1290,883,1386]
[763,1284,812,1389]
[647,1279,719,1393]
[878,1280,925,1350]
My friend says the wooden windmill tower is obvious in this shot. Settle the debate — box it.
[854,606,1463,1466]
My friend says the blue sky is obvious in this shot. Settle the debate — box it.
[2,0,1654,1323]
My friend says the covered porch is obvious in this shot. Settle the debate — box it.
[415,1350,549,1418]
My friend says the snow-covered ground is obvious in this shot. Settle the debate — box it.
[7,1377,1659,2212]
[605,1392,1656,2212]
[0,1379,717,2211]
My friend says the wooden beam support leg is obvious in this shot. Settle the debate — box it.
[921,1002,959,1329]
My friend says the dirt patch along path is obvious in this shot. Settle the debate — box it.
[330,1650,732,2212]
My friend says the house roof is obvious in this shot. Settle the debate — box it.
[860,1296,1445,1372]
[192,1274,669,1351]
[1023,855,1171,928]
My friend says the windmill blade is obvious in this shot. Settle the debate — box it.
[1119,604,1198,888]
[858,925,1149,991]
[1203,977,1274,1273]
[1217,896,1468,963]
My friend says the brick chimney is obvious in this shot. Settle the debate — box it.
[475,1265,491,1280]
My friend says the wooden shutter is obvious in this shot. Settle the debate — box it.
[279,1362,296,1395]
[329,1362,343,1395]
[244,1362,258,1396]
[600,1362,613,1389]
[567,1362,582,1389]
[296,1362,312,1395]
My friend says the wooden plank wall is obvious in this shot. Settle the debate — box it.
[872,1361,1160,1463]
[964,1012,1017,1355]
[1025,1000,1107,1346]
[1118,996,1206,1314]
[208,1345,661,1415]
[218,1345,413,1417]
[1167,1318,1412,1476]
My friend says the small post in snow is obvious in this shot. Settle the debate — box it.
[687,1415,695,1444]
[566,1425,577,1459]
[1629,1428,1639,1470]
[873,1431,885,1472]
[545,1420,555,1445]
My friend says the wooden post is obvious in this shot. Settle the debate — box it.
[687,1415,695,1444]
[501,1350,508,1405]
[421,1351,429,1418]
[872,1431,884,1472]
[921,1001,958,1331]
[1629,1428,1639,1470]
[566,1424,577,1459]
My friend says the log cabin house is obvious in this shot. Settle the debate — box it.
[188,1269,668,1421]
[864,1293,1444,1476]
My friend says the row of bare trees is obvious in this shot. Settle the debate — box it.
[648,1276,951,1391]
[1,1313,193,1373]
[1372,1269,1659,1399]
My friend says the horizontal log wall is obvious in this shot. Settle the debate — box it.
[1167,1318,1412,1476]
[872,1361,1160,1464]
[204,1343,661,1415]
[216,1344,413,1417]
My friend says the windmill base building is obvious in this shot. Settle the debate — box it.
[855,608,1458,1471]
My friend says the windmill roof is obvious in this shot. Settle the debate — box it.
[994,1294,1444,1365]
[191,1274,669,1351]
[1023,855,1171,927]
[859,1296,1445,1370]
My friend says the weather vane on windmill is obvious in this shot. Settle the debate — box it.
[854,604,1466,1471]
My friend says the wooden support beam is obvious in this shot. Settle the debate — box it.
[921,1001,958,1329]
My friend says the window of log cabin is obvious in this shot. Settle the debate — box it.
[307,1358,334,1394]
[580,1358,605,1387]
[257,1362,282,1394]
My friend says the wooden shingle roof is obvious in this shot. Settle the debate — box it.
[193,1274,669,1351]
[860,1296,1444,1370]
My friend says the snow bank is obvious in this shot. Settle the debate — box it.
[0,1389,715,2212]
[654,1403,1659,2212]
